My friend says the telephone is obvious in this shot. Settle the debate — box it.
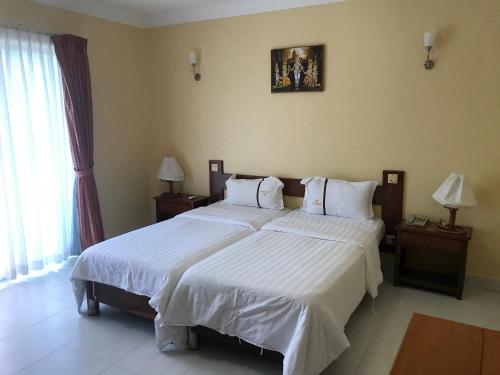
[406,215,430,227]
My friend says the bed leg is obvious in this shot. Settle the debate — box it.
[86,282,100,316]
[87,297,100,316]
[187,327,199,351]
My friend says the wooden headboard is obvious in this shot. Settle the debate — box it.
[208,160,404,239]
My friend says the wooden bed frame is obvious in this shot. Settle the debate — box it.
[86,160,404,319]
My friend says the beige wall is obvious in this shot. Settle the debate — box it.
[1,0,152,238]
[146,0,500,279]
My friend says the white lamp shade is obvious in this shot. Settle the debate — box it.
[432,173,477,208]
[424,32,435,47]
[188,51,197,64]
[157,156,184,182]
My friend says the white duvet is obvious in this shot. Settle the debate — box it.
[70,201,289,333]
[162,210,384,375]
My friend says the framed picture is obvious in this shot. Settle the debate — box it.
[271,45,324,93]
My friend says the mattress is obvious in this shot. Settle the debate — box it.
[70,200,290,322]
[162,210,384,375]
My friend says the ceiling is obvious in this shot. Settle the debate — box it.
[32,0,345,28]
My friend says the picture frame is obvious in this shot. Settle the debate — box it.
[271,45,324,93]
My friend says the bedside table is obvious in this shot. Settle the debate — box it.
[394,222,473,299]
[153,194,209,222]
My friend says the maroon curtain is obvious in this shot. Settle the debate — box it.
[51,34,104,250]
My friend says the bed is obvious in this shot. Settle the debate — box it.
[70,160,290,321]
[158,161,405,375]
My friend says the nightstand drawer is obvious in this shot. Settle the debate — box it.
[400,232,461,252]
[158,201,190,215]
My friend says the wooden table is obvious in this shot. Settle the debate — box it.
[153,193,209,222]
[394,222,472,299]
[391,313,500,375]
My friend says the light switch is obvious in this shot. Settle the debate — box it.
[211,163,219,172]
[387,173,398,184]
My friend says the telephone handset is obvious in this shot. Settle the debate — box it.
[406,215,430,228]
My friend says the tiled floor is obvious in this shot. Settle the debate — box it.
[1,255,499,375]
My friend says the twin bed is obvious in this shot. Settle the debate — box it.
[71,160,404,375]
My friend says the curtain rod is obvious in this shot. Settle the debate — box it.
[0,23,56,36]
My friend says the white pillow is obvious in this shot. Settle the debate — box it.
[301,177,377,220]
[226,175,284,210]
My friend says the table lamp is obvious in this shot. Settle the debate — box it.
[157,156,184,195]
[432,173,477,233]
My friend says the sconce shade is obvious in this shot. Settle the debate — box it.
[157,156,184,182]
[424,32,435,47]
[432,173,477,208]
[188,51,198,64]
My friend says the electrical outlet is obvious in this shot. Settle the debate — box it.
[211,163,219,172]
[385,235,396,245]
[387,174,398,184]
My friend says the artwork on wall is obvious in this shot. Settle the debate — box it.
[271,45,324,93]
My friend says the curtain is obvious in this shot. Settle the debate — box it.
[51,35,104,251]
[0,27,79,281]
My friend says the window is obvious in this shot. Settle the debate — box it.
[0,27,79,281]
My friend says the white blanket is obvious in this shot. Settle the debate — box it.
[262,210,384,297]
[70,201,289,328]
[163,210,384,375]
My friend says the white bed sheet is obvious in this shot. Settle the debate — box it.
[262,210,384,297]
[70,201,289,325]
[162,210,384,375]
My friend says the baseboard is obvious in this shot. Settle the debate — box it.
[466,275,500,293]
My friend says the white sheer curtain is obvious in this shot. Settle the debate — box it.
[0,27,79,281]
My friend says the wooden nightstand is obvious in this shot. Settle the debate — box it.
[394,222,472,299]
[153,193,209,222]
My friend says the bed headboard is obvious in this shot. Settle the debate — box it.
[208,160,404,239]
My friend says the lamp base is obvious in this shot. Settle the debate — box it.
[436,224,467,234]
[161,191,181,198]
[436,206,467,234]
[160,180,181,197]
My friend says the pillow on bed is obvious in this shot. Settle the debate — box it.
[301,177,377,220]
[226,175,284,210]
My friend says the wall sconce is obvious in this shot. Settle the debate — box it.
[424,32,435,70]
[188,51,201,81]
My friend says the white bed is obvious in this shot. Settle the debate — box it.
[70,200,289,338]
[162,210,384,375]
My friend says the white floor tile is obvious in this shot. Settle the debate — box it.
[0,258,498,375]
[68,320,152,364]
[0,318,18,340]
[218,360,280,375]
[367,304,412,359]
[203,344,282,375]
[99,365,140,375]
[321,306,381,374]
[0,286,38,310]
[448,288,500,330]
[42,281,74,302]
[322,345,365,375]
[15,347,110,375]
[0,329,64,374]
[13,272,68,295]
[117,338,201,375]
[355,351,393,375]
[0,293,72,330]
[17,307,111,345]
